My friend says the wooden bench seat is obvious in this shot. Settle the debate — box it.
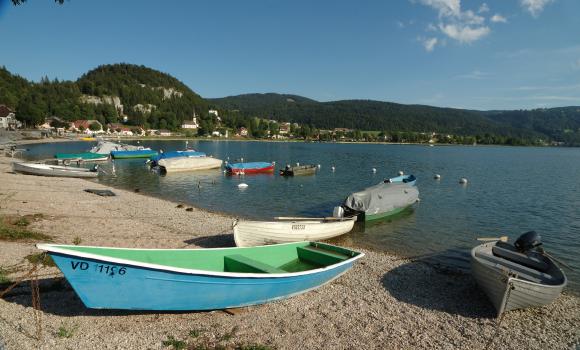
[297,246,348,266]
[224,254,286,274]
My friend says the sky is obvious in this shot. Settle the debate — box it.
[0,0,579,110]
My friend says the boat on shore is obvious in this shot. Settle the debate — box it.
[156,156,223,173]
[12,162,99,178]
[111,149,158,159]
[279,164,317,176]
[335,182,419,221]
[226,162,274,175]
[37,241,363,311]
[233,217,356,247]
[471,232,567,316]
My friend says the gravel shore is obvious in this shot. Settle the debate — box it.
[0,147,578,349]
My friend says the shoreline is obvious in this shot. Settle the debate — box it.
[1,136,579,349]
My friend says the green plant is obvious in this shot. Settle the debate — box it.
[73,236,82,245]
[238,345,274,350]
[56,324,76,338]
[162,335,186,350]
[13,217,30,227]
[25,253,55,267]
[0,267,10,284]
[189,329,201,338]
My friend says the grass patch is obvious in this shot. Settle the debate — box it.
[25,253,55,267]
[56,324,77,338]
[73,236,82,245]
[189,329,202,338]
[162,335,186,350]
[238,345,274,350]
[0,215,52,242]
[0,267,10,284]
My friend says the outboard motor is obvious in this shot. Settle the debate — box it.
[333,206,345,218]
[514,231,542,252]
[92,164,99,172]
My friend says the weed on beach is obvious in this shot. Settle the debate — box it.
[25,253,55,267]
[0,267,10,284]
[56,323,77,338]
[0,215,51,242]
[162,335,186,350]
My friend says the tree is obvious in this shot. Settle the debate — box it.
[89,122,101,131]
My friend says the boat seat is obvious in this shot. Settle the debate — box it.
[297,246,348,266]
[475,250,556,284]
[224,255,286,274]
[492,241,550,272]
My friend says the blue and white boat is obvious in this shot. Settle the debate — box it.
[150,150,206,163]
[385,174,416,186]
[37,242,363,311]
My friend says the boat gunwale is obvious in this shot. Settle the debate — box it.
[471,242,568,290]
[37,242,364,279]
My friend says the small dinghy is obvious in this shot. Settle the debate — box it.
[471,231,567,316]
[279,164,317,176]
[226,162,274,175]
[37,242,363,311]
[233,217,356,247]
[12,162,99,178]
[54,152,109,162]
[156,156,223,173]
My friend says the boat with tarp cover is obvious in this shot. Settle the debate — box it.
[37,242,363,310]
[226,162,274,175]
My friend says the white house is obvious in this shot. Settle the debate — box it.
[209,110,219,117]
[181,117,198,129]
[0,105,19,130]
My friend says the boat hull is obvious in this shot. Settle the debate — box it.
[12,162,98,178]
[226,162,274,175]
[55,152,109,162]
[111,150,158,159]
[233,218,356,247]
[46,247,357,311]
[157,157,222,173]
[364,205,410,221]
[471,242,567,316]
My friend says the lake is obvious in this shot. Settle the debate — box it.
[24,140,580,294]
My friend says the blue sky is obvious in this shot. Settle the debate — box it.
[0,0,578,110]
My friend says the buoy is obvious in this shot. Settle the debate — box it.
[331,166,335,172]
[459,178,468,185]
[398,170,404,176]
[238,183,248,188]
[296,162,300,166]
[434,174,441,180]
[372,168,377,173]
[317,164,321,169]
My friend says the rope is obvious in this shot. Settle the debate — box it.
[484,279,514,350]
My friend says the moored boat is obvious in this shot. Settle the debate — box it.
[156,156,223,173]
[12,162,99,178]
[279,164,317,176]
[54,152,109,162]
[385,174,416,186]
[471,232,567,316]
[37,242,363,311]
[226,162,274,175]
[335,182,419,221]
[111,149,158,159]
[150,150,206,163]
[233,217,356,247]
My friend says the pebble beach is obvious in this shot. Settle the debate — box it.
[0,137,579,350]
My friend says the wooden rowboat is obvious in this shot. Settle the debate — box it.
[279,164,317,176]
[37,242,363,311]
[233,217,356,247]
[471,235,567,316]
[12,162,99,178]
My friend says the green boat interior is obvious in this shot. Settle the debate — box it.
[51,242,360,274]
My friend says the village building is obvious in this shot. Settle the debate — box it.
[71,120,104,134]
[0,105,20,130]
[237,127,248,137]
[181,117,199,129]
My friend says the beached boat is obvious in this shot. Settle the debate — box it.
[471,232,567,316]
[279,164,317,176]
[111,149,158,159]
[335,182,419,221]
[233,217,356,247]
[156,156,223,173]
[226,162,274,175]
[54,152,109,162]
[36,242,363,310]
[12,162,99,178]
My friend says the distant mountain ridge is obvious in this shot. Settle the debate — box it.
[209,93,580,144]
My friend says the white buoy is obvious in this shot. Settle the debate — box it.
[317,164,321,169]
[398,170,404,176]
[238,183,248,188]
[434,174,441,180]
[372,168,377,173]
[459,178,468,185]
[331,166,335,172]
[296,162,300,166]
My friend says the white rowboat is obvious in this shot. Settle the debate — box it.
[233,217,356,247]
[12,162,99,178]
[157,156,223,173]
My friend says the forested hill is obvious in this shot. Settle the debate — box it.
[0,64,209,130]
[210,94,580,144]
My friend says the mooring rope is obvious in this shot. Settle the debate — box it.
[484,279,513,350]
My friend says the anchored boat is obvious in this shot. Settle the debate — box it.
[12,162,99,178]
[37,242,363,311]
[233,217,356,247]
[54,152,109,162]
[111,149,158,159]
[279,164,317,176]
[471,231,567,316]
[156,156,223,173]
[226,162,274,175]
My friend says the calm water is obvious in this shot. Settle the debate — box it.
[24,140,580,293]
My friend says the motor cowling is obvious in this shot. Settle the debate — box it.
[514,231,542,252]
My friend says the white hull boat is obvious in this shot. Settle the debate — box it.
[12,162,99,178]
[157,156,222,173]
[471,232,567,316]
[233,217,356,247]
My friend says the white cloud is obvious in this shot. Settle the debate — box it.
[478,3,490,13]
[456,70,491,79]
[520,0,554,17]
[490,14,508,23]
[426,23,438,32]
[421,37,439,52]
[417,0,490,45]
[439,24,490,44]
